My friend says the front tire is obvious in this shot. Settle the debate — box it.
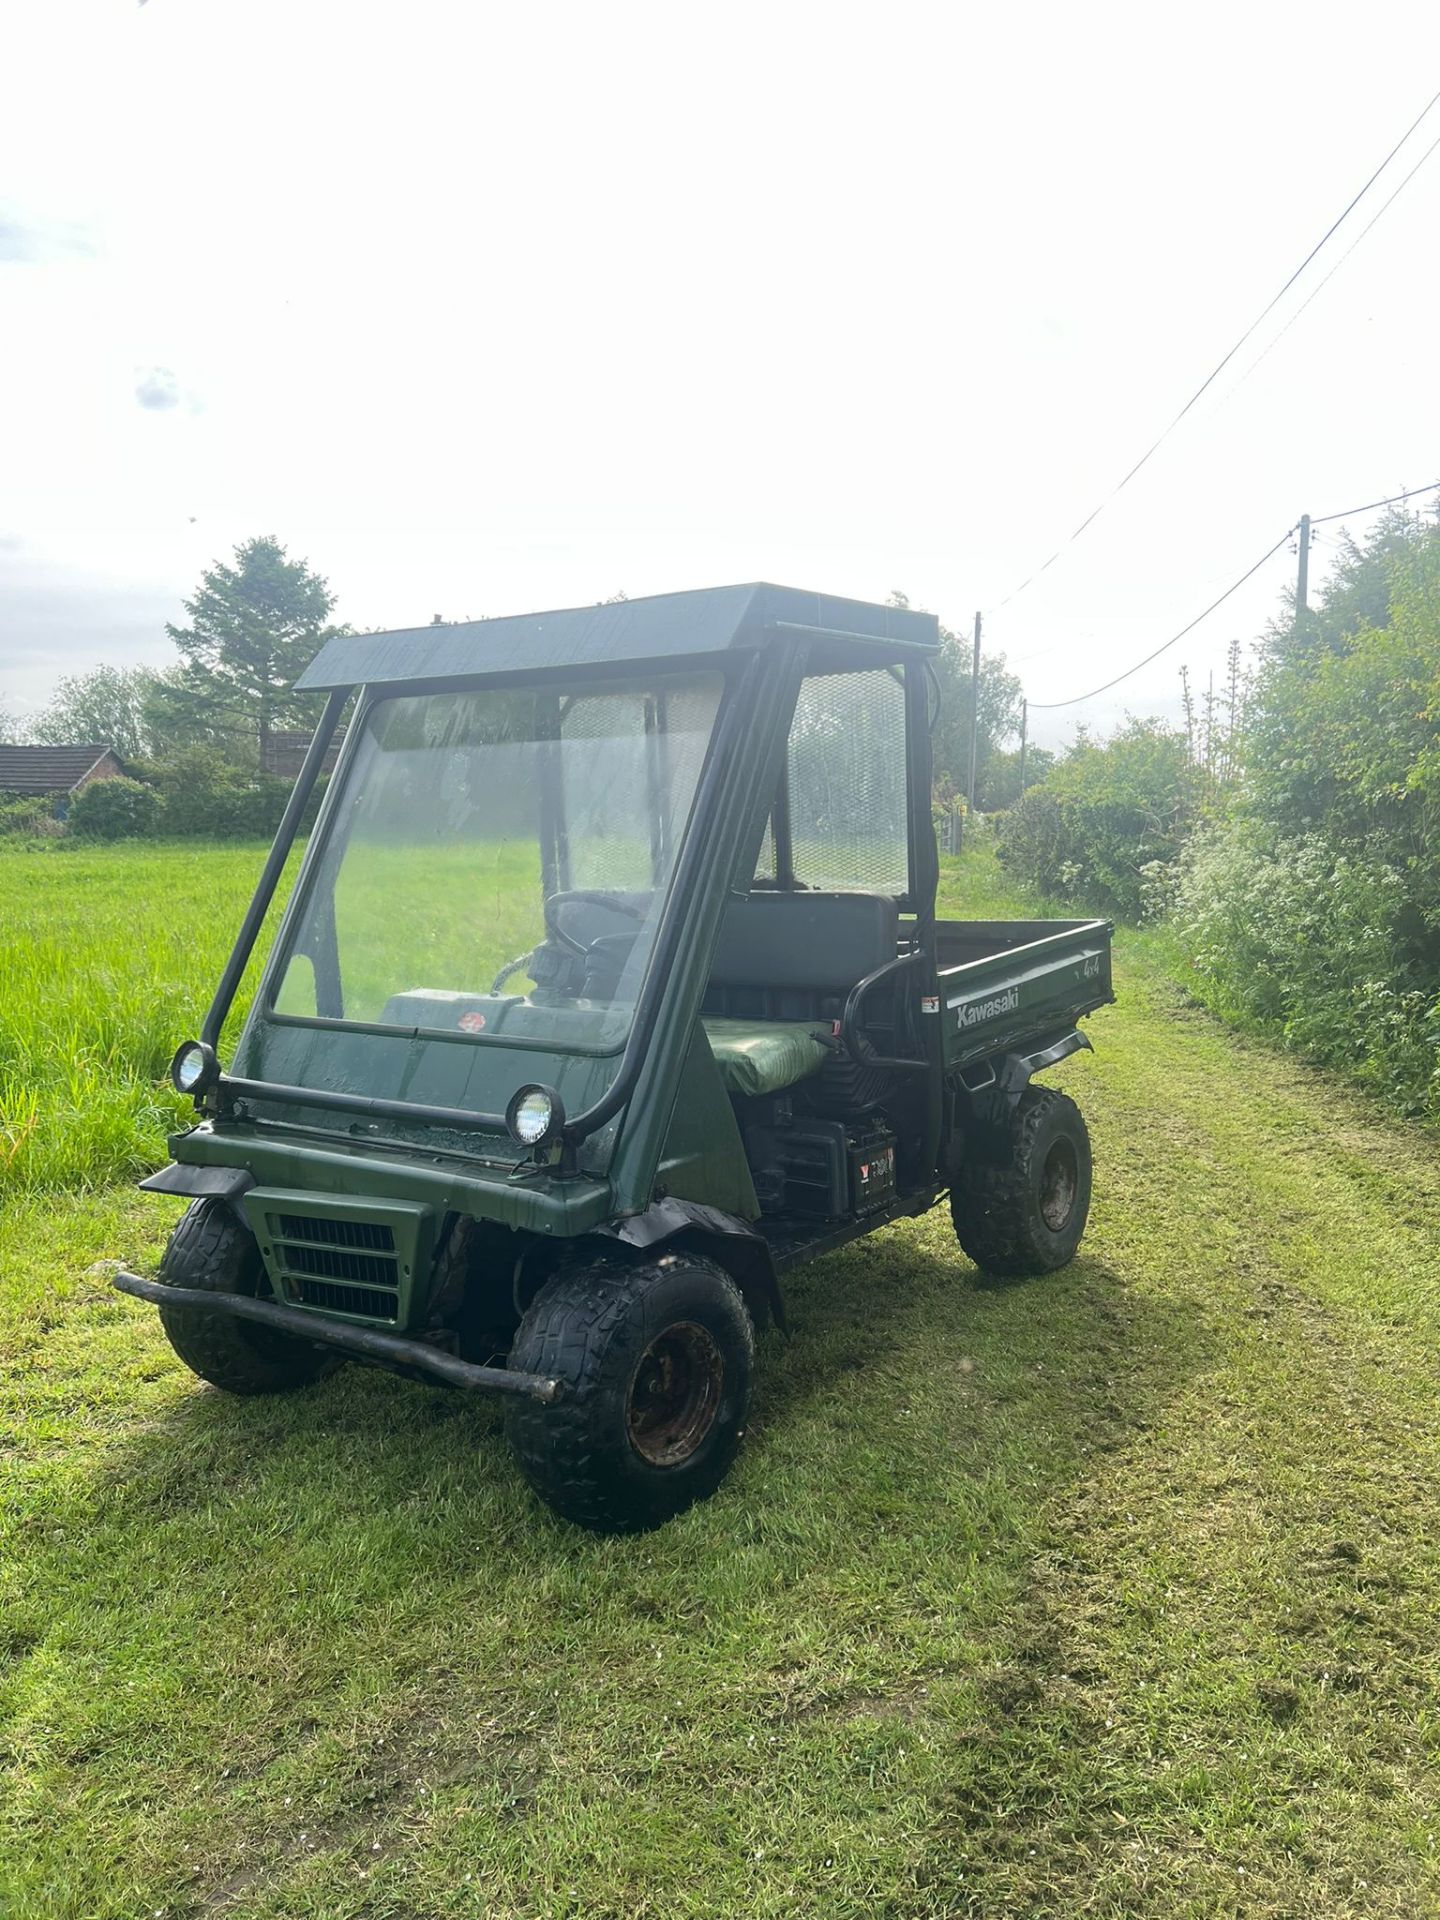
[156,1199,339,1395]
[505,1254,754,1532]
[952,1086,1093,1277]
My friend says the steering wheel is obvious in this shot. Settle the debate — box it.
[544,889,649,959]
[489,893,649,996]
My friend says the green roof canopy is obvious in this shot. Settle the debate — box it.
[294,583,939,692]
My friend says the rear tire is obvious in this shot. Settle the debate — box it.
[952,1087,1092,1277]
[156,1199,339,1395]
[505,1254,754,1533]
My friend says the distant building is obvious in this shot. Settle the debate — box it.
[262,729,346,780]
[0,744,127,802]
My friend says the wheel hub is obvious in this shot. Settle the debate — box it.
[627,1321,724,1467]
[1039,1138,1078,1232]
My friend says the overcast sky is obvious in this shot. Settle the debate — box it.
[2,0,1438,745]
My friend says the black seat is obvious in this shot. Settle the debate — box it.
[705,891,898,1023]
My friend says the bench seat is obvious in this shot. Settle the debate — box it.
[701,1017,831,1098]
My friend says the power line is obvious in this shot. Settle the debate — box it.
[1311,478,1440,527]
[991,84,1440,614]
[1028,528,1295,711]
[1223,129,1440,401]
[1022,480,1440,711]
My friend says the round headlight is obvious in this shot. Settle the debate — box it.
[170,1039,217,1097]
[506,1083,565,1149]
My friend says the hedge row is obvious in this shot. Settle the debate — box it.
[0,762,328,843]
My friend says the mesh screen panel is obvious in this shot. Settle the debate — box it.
[787,670,908,894]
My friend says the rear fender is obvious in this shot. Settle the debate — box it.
[955,1029,1093,1160]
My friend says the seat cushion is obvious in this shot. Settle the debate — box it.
[701,1017,831,1098]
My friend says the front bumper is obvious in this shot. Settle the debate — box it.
[112,1271,562,1403]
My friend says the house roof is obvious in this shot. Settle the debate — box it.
[0,745,120,795]
[294,583,941,693]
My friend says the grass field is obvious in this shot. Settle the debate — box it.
[4,838,1440,1915]
[0,835,629,1199]
[0,841,302,1196]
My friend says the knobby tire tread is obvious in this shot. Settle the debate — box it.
[951,1087,1091,1277]
[156,1199,337,1395]
[506,1255,752,1533]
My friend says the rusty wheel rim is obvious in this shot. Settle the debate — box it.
[627,1321,724,1468]
[1040,1137,1079,1232]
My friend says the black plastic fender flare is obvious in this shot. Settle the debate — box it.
[138,1162,255,1210]
[593,1197,786,1334]
[953,1028,1094,1162]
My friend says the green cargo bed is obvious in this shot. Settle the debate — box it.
[937,918,1113,1070]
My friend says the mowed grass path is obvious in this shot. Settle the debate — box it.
[3,845,1440,1914]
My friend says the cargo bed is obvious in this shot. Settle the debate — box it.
[936,917,1113,1072]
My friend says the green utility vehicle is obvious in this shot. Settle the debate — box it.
[116,585,1112,1531]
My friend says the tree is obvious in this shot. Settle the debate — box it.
[999,718,1197,918]
[981,742,1056,811]
[162,537,340,771]
[1247,507,1440,848]
[1267,503,1438,666]
[886,592,1023,800]
[0,697,17,744]
[29,665,158,760]
[930,635,1022,802]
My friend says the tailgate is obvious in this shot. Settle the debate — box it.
[938,919,1112,1070]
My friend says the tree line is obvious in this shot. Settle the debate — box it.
[999,503,1440,1121]
[0,537,341,839]
[3,536,339,769]
[3,552,1045,838]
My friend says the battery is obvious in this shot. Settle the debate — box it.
[769,1117,897,1218]
[847,1121,896,1215]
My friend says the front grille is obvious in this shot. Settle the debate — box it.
[295,1279,402,1319]
[277,1241,401,1289]
[264,1210,402,1322]
[276,1214,395,1252]
[247,1192,433,1329]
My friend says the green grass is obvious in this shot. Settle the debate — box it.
[280,837,552,1022]
[0,835,641,1199]
[0,840,301,1197]
[4,838,1440,1913]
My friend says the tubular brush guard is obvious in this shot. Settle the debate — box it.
[111,1271,562,1403]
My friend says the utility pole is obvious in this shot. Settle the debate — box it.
[1295,513,1311,623]
[966,611,981,813]
[1017,698,1028,797]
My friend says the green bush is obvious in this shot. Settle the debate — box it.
[1163,510,1440,1119]
[134,748,327,839]
[1174,821,1440,1117]
[998,719,1196,918]
[67,777,162,841]
[0,796,58,838]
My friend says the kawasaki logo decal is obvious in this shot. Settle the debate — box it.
[952,985,1020,1029]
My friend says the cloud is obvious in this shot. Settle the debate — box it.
[134,367,181,412]
[0,560,177,710]
[0,208,98,264]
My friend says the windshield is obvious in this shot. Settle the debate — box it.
[271,672,724,1055]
